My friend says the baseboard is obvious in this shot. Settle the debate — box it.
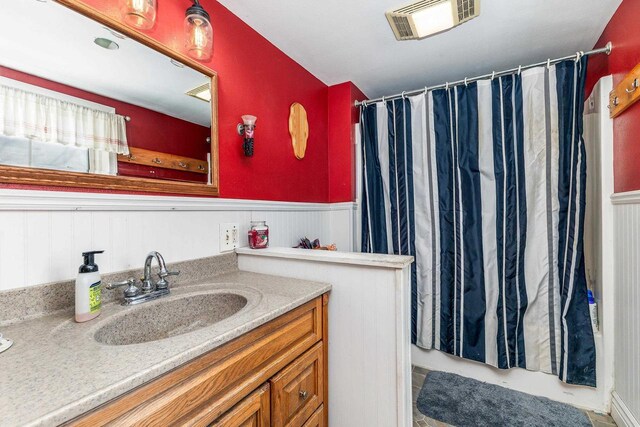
[611,392,640,427]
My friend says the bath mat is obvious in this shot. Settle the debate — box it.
[416,371,591,427]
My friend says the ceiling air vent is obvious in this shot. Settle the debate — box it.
[386,0,480,41]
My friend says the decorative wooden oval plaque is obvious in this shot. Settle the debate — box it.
[289,102,309,160]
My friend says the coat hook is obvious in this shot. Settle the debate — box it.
[626,78,638,94]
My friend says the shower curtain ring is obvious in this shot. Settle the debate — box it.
[547,58,551,69]
[402,91,406,99]
[491,71,496,80]
[464,78,468,87]
[445,82,449,91]
[518,65,522,75]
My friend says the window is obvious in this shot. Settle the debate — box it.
[0,77,127,176]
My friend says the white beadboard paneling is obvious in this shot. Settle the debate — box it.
[90,212,112,274]
[329,208,354,251]
[49,211,74,283]
[0,191,354,291]
[0,212,26,288]
[613,199,640,425]
[71,212,93,267]
[237,254,412,427]
[25,212,51,286]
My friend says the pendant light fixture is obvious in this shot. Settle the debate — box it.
[185,0,213,61]
[120,0,157,30]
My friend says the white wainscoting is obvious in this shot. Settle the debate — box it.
[237,249,413,427]
[0,189,355,291]
[611,192,640,427]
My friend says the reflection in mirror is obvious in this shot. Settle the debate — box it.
[0,0,213,185]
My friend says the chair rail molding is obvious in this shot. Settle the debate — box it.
[611,190,640,205]
[0,189,357,212]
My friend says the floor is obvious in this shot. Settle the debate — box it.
[411,366,617,427]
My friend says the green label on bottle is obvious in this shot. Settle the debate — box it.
[89,281,101,313]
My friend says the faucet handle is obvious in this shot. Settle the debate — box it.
[106,278,141,298]
[158,269,180,278]
[156,270,180,291]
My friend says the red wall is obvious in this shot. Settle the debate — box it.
[586,0,640,193]
[0,65,210,183]
[328,82,367,202]
[71,0,330,202]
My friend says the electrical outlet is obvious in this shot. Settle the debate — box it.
[219,223,240,252]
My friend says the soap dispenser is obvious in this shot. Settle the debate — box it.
[75,251,104,323]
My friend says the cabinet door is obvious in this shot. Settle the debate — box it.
[211,384,270,427]
[301,405,324,427]
[270,342,323,427]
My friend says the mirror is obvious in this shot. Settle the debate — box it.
[0,0,218,196]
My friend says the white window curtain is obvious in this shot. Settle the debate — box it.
[0,85,128,175]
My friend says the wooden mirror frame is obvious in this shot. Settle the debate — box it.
[0,0,219,197]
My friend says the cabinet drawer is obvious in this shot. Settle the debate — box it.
[211,383,270,427]
[302,405,324,427]
[270,342,323,427]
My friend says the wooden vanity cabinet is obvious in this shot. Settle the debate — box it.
[67,294,329,427]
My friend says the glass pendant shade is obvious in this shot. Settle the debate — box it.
[185,2,213,61]
[120,0,156,30]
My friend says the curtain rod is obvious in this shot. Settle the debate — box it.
[356,42,613,107]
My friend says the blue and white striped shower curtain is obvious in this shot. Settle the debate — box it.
[360,58,596,386]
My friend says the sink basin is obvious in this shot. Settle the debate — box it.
[94,293,248,345]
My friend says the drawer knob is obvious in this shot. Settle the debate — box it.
[299,390,308,400]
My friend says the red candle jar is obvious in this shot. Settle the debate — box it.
[248,221,269,249]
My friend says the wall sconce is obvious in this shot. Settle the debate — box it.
[237,115,257,157]
[120,0,157,30]
[185,0,213,61]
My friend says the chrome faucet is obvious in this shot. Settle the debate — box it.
[107,251,180,306]
[142,251,179,292]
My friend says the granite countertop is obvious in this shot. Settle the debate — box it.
[0,271,331,427]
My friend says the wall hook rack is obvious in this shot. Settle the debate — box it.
[609,63,640,118]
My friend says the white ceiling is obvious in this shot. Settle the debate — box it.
[218,0,622,98]
[0,0,211,126]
